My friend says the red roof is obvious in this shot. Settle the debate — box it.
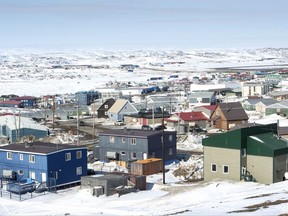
[0,100,22,105]
[167,111,208,122]
[12,96,36,101]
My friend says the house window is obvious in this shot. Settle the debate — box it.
[169,135,173,142]
[19,154,23,161]
[104,105,108,109]
[76,167,82,175]
[211,164,217,172]
[29,171,36,179]
[131,152,136,159]
[169,148,173,155]
[76,151,82,159]
[121,151,126,155]
[122,137,126,143]
[105,111,108,115]
[110,136,115,143]
[65,153,71,161]
[131,138,136,145]
[223,165,229,174]
[7,152,13,160]
[29,155,35,163]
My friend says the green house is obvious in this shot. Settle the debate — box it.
[203,123,288,184]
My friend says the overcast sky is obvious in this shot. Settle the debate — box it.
[1,0,288,51]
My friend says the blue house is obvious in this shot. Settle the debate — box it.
[11,96,37,108]
[0,142,87,188]
[96,128,177,167]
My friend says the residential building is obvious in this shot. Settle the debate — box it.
[97,98,116,118]
[166,111,209,134]
[0,142,87,187]
[11,96,37,108]
[210,102,248,131]
[0,114,49,143]
[268,91,288,101]
[188,91,215,107]
[107,99,138,122]
[202,123,288,184]
[96,128,177,168]
[242,82,270,97]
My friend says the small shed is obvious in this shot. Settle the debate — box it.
[81,174,129,196]
[130,158,162,176]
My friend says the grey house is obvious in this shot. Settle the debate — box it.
[242,99,277,113]
[266,101,288,116]
[189,91,215,107]
[96,129,177,167]
[107,99,138,122]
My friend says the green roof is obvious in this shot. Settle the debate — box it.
[203,123,278,150]
[247,132,288,157]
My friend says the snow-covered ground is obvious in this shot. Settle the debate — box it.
[1,48,288,96]
[1,48,288,215]
[0,171,287,215]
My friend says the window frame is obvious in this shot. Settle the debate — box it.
[131,138,136,145]
[76,167,82,175]
[76,151,82,159]
[109,136,115,143]
[223,165,229,174]
[19,153,23,161]
[7,152,13,160]
[211,164,217,172]
[29,155,35,163]
[65,152,71,161]
[131,152,136,159]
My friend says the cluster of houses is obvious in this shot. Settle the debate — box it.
[0,70,288,196]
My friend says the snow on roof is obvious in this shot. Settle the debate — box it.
[0,115,48,131]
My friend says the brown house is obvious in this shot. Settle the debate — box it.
[210,102,248,131]
[97,98,116,118]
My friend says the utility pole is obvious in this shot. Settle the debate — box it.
[77,93,80,145]
[161,107,165,184]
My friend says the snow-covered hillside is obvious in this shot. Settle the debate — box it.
[0,48,288,96]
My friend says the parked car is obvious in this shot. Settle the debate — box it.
[114,120,125,126]
[141,125,153,130]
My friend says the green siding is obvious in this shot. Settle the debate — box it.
[202,130,242,150]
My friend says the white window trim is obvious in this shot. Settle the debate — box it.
[76,151,82,159]
[223,165,229,174]
[65,152,71,161]
[211,163,217,172]
[76,167,82,175]
[29,155,35,163]
[19,153,23,161]
[7,152,12,160]
[131,138,136,145]
[110,136,115,143]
